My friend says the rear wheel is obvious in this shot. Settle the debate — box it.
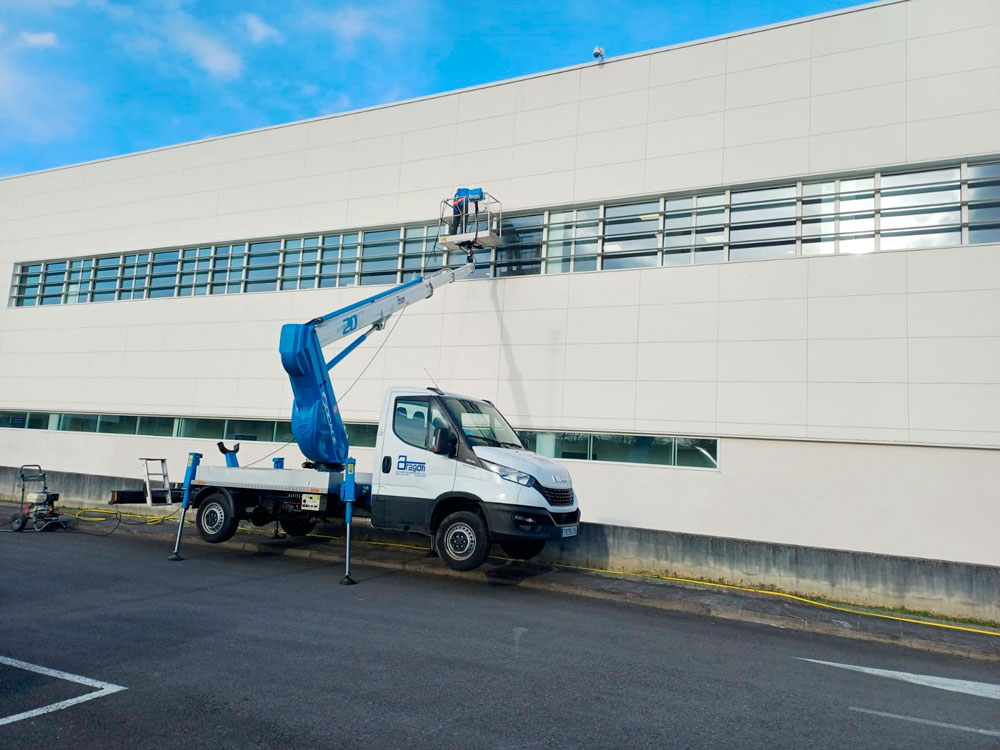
[195,491,239,543]
[280,514,316,537]
[500,539,546,560]
[436,511,490,572]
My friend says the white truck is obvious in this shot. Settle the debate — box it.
[115,192,579,578]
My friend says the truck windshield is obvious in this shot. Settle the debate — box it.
[443,398,523,449]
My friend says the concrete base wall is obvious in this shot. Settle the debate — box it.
[541,523,1000,625]
[4,464,996,623]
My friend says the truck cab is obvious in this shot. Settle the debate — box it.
[372,386,580,570]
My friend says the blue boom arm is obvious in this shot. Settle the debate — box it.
[279,261,475,470]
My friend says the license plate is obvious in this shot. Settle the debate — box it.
[560,525,578,538]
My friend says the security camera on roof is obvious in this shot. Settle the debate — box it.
[593,46,605,59]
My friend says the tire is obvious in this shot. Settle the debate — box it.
[280,514,316,537]
[435,510,490,572]
[500,538,546,561]
[195,491,239,543]
[9,514,26,532]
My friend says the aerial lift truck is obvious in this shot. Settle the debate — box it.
[153,192,580,581]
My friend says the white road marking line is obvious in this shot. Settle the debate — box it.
[796,658,1000,700]
[0,655,127,727]
[850,707,1000,738]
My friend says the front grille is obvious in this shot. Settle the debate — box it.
[536,485,574,506]
[551,510,580,525]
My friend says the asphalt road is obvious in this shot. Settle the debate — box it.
[1,528,998,749]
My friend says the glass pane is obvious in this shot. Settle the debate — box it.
[662,247,692,265]
[98,414,138,434]
[521,431,591,460]
[968,162,1000,179]
[731,185,795,204]
[969,224,1000,244]
[59,413,99,432]
[225,419,275,442]
[969,181,1000,202]
[694,246,724,264]
[364,229,400,243]
[246,280,278,292]
[880,228,960,251]
[839,235,875,254]
[729,242,795,261]
[178,418,225,439]
[880,207,960,231]
[731,202,795,222]
[603,236,657,253]
[345,423,378,448]
[27,413,51,429]
[880,185,960,209]
[881,167,960,189]
[274,421,293,442]
[603,253,657,270]
[0,411,27,428]
[249,241,281,253]
[591,434,674,465]
[801,238,836,256]
[676,438,717,468]
[605,201,659,219]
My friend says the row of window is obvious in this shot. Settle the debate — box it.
[13,158,997,307]
[0,410,718,469]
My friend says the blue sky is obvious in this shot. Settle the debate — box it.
[0,0,862,177]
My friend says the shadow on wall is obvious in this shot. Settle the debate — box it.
[537,522,1000,624]
[0,465,144,506]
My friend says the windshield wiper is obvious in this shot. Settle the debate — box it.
[499,442,522,449]
[471,435,503,447]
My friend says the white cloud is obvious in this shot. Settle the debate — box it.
[240,13,282,44]
[20,31,59,48]
[169,23,242,80]
[0,53,88,146]
[307,6,399,54]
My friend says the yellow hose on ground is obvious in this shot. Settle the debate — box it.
[66,509,999,639]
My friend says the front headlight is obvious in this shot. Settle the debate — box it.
[481,459,535,487]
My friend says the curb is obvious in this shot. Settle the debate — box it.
[93,514,1000,663]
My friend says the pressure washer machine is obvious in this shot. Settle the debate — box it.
[9,465,68,532]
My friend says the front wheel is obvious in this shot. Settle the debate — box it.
[195,491,239,543]
[9,514,27,532]
[436,511,490,572]
[500,539,546,560]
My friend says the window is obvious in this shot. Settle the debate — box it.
[59,413,98,432]
[224,419,275,442]
[0,411,27,428]
[13,158,994,308]
[393,397,432,450]
[443,398,522,448]
[178,418,225,439]
[98,415,138,434]
[138,416,175,436]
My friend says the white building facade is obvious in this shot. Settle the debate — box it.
[2,0,999,567]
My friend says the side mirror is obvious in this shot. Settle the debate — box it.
[432,427,458,456]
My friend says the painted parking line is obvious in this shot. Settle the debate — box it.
[796,658,1000,700]
[0,655,126,727]
[850,707,1000,738]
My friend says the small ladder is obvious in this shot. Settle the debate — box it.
[140,458,173,505]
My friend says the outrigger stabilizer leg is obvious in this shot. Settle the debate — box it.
[168,452,202,561]
[340,458,357,585]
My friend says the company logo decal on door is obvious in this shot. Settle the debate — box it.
[396,456,426,476]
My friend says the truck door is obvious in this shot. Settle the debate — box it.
[372,395,456,531]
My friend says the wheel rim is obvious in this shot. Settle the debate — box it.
[202,501,225,534]
[444,522,477,561]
